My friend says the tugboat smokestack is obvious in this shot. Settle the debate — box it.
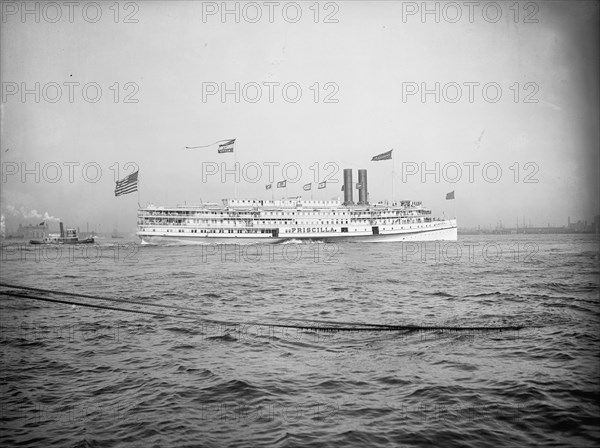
[358,169,368,205]
[343,169,354,205]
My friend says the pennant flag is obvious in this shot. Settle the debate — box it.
[217,139,235,153]
[446,191,455,200]
[356,183,363,190]
[277,180,287,188]
[115,171,139,197]
[318,181,326,189]
[185,138,236,153]
[265,184,272,190]
[303,183,312,191]
[371,149,393,161]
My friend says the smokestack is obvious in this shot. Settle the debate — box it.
[343,169,354,205]
[358,169,368,205]
[59,222,64,237]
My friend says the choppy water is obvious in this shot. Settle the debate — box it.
[1,234,599,447]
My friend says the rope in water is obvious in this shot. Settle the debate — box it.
[0,283,525,333]
[0,283,402,328]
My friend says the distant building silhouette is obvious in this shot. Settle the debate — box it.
[15,223,48,239]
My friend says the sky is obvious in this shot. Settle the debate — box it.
[1,0,599,234]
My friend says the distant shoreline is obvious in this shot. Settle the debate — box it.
[458,229,598,235]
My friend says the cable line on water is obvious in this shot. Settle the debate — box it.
[0,283,526,333]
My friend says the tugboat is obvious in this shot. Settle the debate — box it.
[30,222,95,245]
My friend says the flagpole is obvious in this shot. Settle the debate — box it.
[391,151,395,204]
[454,193,457,221]
[234,147,237,199]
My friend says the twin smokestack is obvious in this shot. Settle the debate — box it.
[343,168,368,206]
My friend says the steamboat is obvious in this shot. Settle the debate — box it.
[136,169,457,244]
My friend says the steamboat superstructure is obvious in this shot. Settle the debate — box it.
[136,169,457,243]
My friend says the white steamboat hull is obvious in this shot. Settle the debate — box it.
[138,220,457,244]
[346,223,457,242]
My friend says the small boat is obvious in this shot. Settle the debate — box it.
[29,222,95,245]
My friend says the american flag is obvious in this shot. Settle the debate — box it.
[277,180,287,188]
[318,181,326,189]
[115,171,139,197]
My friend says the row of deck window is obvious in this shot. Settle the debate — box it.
[140,228,271,234]
[140,210,429,219]
[142,217,425,226]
